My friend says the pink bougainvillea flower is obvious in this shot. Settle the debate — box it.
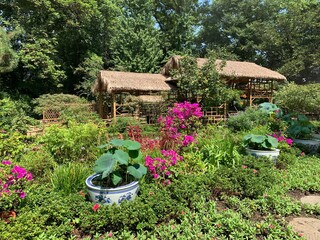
[25,172,33,181]
[285,138,293,145]
[11,166,27,179]
[19,191,26,199]
[1,160,12,165]
[242,165,248,169]
[92,203,100,212]
[108,232,113,237]
[253,169,258,174]
[301,152,305,156]
[153,174,159,179]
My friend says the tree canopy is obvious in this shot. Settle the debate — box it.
[0,0,319,98]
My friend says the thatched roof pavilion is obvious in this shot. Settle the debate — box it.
[93,71,174,94]
[161,56,286,106]
[93,71,175,119]
[161,56,286,81]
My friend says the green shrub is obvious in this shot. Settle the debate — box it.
[39,123,105,163]
[275,83,320,116]
[19,147,57,181]
[227,107,269,132]
[0,131,29,160]
[49,162,92,195]
[107,117,140,134]
[0,97,37,133]
[212,156,279,199]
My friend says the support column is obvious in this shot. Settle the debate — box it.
[112,93,116,121]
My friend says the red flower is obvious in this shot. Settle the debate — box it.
[242,165,248,169]
[92,203,100,212]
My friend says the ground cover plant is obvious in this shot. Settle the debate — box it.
[0,101,320,239]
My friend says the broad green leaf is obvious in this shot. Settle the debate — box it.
[128,163,147,179]
[123,140,141,150]
[93,152,115,178]
[114,149,129,165]
[243,134,253,141]
[110,139,124,147]
[267,136,278,148]
[128,149,140,159]
[112,172,122,186]
[251,135,265,143]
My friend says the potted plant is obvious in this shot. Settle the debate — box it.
[85,139,147,205]
[285,114,319,153]
[243,134,280,161]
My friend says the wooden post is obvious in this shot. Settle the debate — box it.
[270,80,274,103]
[112,93,116,121]
[249,79,253,106]
[98,91,103,118]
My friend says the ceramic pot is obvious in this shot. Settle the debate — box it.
[86,173,139,205]
[246,148,280,162]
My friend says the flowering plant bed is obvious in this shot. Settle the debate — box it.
[0,160,32,211]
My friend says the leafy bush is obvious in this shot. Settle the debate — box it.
[107,117,140,134]
[0,131,29,160]
[0,97,37,133]
[49,162,92,195]
[227,108,269,132]
[212,156,279,199]
[19,147,57,181]
[39,123,105,163]
[275,83,320,115]
[32,94,87,116]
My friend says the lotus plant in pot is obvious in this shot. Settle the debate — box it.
[243,134,280,161]
[86,139,147,205]
[285,114,319,153]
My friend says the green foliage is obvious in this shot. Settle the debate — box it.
[172,54,239,106]
[275,83,320,115]
[74,52,104,98]
[107,117,140,134]
[94,139,147,187]
[0,27,18,73]
[243,134,279,150]
[285,114,314,139]
[39,123,104,163]
[199,0,320,82]
[212,156,279,199]
[201,138,241,168]
[0,97,37,133]
[258,102,282,117]
[19,147,57,181]
[0,184,85,239]
[227,107,269,132]
[19,37,66,95]
[0,131,28,160]
[109,0,163,73]
[49,162,92,195]
[32,93,87,116]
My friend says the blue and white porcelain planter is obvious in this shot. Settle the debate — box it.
[86,173,139,205]
[246,148,280,162]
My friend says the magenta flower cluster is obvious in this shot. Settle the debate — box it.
[158,101,203,150]
[270,132,293,146]
[145,150,183,185]
[0,160,33,211]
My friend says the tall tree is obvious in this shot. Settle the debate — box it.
[109,0,163,73]
[0,0,119,96]
[198,0,320,82]
[0,27,18,73]
[153,0,200,55]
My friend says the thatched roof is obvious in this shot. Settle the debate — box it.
[93,71,174,94]
[161,56,286,81]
